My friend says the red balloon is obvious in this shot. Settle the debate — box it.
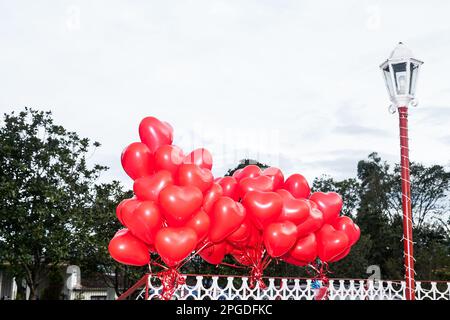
[309,192,343,224]
[227,218,251,244]
[276,189,310,225]
[183,148,213,170]
[202,183,223,214]
[218,176,239,201]
[119,198,141,226]
[133,170,173,202]
[329,247,351,263]
[116,198,135,225]
[262,167,284,190]
[199,241,228,265]
[233,165,261,181]
[283,174,310,199]
[296,207,324,238]
[316,224,349,262]
[282,255,308,267]
[288,233,317,264]
[305,199,319,210]
[109,229,150,266]
[139,116,173,153]
[159,185,203,227]
[154,145,184,176]
[155,227,197,267]
[238,175,274,198]
[263,221,298,257]
[242,190,282,230]
[177,164,213,193]
[122,201,163,245]
[333,216,360,246]
[185,209,210,243]
[209,197,246,243]
[232,169,243,179]
[121,142,154,180]
[246,226,263,248]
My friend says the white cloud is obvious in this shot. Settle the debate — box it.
[1,0,449,188]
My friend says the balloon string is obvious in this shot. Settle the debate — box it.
[178,241,212,269]
[220,262,248,269]
[308,260,330,300]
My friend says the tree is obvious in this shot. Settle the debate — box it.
[0,108,106,299]
[73,181,147,297]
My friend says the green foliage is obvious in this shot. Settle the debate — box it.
[0,108,106,299]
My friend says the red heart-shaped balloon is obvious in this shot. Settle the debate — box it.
[139,116,173,153]
[185,209,210,243]
[121,142,154,180]
[155,227,197,267]
[263,221,298,257]
[276,189,310,225]
[315,224,349,262]
[262,167,284,190]
[333,216,360,246]
[199,241,228,265]
[309,192,343,224]
[227,218,251,244]
[108,229,150,266]
[296,207,324,238]
[122,201,163,244]
[177,164,213,193]
[209,197,246,243]
[218,176,239,201]
[133,170,173,202]
[154,145,184,177]
[233,165,261,181]
[283,173,310,199]
[183,148,213,170]
[202,183,223,214]
[329,246,351,263]
[239,175,274,198]
[232,169,243,179]
[118,198,141,226]
[282,255,308,267]
[242,191,282,230]
[287,233,317,264]
[159,185,203,226]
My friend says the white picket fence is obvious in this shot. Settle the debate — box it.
[133,275,450,300]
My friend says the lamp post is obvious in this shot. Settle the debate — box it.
[380,42,423,300]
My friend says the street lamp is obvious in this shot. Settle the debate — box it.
[380,42,423,300]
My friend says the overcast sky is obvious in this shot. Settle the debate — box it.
[1,0,450,189]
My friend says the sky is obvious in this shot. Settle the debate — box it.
[1,0,450,189]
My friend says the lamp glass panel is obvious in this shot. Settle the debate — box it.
[393,62,408,95]
[409,63,419,96]
[383,65,395,97]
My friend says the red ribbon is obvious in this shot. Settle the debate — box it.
[157,268,185,300]
[308,261,330,300]
[249,265,267,289]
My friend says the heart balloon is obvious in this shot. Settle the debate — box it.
[209,196,246,243]
[232,169,243,179]
[218,176,239,201]
[133,170,173,202]
[282,255,309,267]
[262,167,284,190]
[316,224,349,262]
[227,218,251,244]
[177,164,213,193]
[154,145,184,176]
[238,175,274,198]
[139,116,173,153]
[155,227,198,267]
[183,148,213,170]
[233,165,261,181]
[185,209,210,243]
[202,183,223,214]
[283,174,310,199]
[108,229,150,266]
[199,241,228,265]
[121,142,154,180]
[309,192,343,224]
[287,233,317,264]
[263,221,298,257]
[333,216,360,246]
[116,198,135,225]
[119,198,141,226]
[329,247,351,263]
[242,191,282,230]
[276,189,310,225]
[159,185,203,226]
[122,201,163,244]
[296,207,324,238]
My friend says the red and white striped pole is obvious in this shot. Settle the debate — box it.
[398,106,415,300]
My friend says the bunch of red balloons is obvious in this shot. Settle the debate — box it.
[109,116,360,280]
